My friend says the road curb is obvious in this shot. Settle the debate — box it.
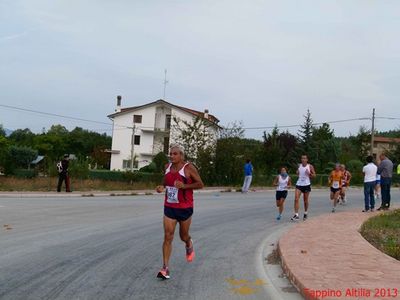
[255,223,302,300]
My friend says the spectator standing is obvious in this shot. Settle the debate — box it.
[242,159,253,193]
[57,154,71,192]
[377,153,393,210]
[362,155,377,212]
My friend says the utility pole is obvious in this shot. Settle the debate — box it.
[370,108,375,156]
[163,69,168,100]
[130,123,135,172]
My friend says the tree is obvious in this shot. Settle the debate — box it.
[0,125,6,137]
[152,152,169,173]
[219,121,245,139]
[0,135,9,173]
[350,126,371,160]
[9,128,35,146]
[262,127,299,173]
[312,123,340,169]
[262,126,283,173]
[171,116,217,164]
[298,109,315,155]
[9,146,38,169]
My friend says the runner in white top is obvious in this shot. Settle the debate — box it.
[291,155,316,221]
[273,167,292,221]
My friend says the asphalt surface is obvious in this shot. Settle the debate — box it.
[0,188,393,300]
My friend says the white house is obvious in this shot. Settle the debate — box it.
[107,97,220,170]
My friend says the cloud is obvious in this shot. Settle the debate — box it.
[0,29,32,42]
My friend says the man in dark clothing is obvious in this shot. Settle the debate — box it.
[57,154,71,192]
[377,153,393,210]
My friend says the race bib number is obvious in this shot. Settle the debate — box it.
[166,186,179,203]
[332,181,340,189]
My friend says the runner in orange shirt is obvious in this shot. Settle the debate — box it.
[328,164,344,213]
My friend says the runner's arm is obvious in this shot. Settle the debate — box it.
[287,177,292,188]
[272,176,279,186]
[309,165,316,178]
[178,164,204,190]
[347,171,352,185]
[156,164,169,193]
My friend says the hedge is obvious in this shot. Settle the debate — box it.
[88,170,163,183]
[13,169,37,179]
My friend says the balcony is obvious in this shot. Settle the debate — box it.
[141,127,170,134]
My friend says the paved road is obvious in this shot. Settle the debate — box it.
[0,188,390,300]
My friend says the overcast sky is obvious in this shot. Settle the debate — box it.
[1,0,399,139]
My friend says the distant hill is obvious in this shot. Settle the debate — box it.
[4,128,13,136]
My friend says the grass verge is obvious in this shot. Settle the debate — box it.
[360,209,400,261]
[0,176,157,192]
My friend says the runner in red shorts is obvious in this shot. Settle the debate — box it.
[156,144,204,280]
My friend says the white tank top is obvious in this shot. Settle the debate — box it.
[297,164,311,186]
[277,175,289,191]
[165,163,189,178]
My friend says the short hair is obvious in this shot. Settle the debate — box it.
[366,155,373,163]
[301,154,308,158]
[246,159,251,163]
[169,144,185,155]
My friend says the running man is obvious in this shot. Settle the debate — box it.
[273,167,292,220]
[339,164,352,204]
[328,164,344,213]
[156,144,204,280]
[291,155,316,221]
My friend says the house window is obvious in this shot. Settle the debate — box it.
[133,115,142,124]
[123,160,138,169]
[134,135,141,145]
[163,137,170,154]
[165,114,171,129]
[122,160,131,169]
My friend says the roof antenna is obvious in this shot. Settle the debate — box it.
[163,69,168,100]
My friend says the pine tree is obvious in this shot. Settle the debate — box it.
[298,109,315,158]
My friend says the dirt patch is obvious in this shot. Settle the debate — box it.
[281,286,298,293]
[266,248,280,265]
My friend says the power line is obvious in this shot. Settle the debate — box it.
[1,103,397,133]
[241,117,371,130]
[376,116,400,120]
[0,104,112,126]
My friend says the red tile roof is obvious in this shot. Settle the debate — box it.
[108,99,220,125]
[374,136,400,143]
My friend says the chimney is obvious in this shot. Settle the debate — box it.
[115,95,122,113]
[204,109,209,119]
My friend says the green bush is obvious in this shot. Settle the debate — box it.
[13,169,37,178]
[139,162,157,173]
[69,159,90,179]
[88,170,163,183]
[88,170,125,181]
[153,152,169,172]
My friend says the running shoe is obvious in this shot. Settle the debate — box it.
[303,214,308,221]
[332,208,335,213]
[186,240,195,263]
[157,267,170,280]
[362,209,369,212]
[276,214,281,221]
[291,215,300,221]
